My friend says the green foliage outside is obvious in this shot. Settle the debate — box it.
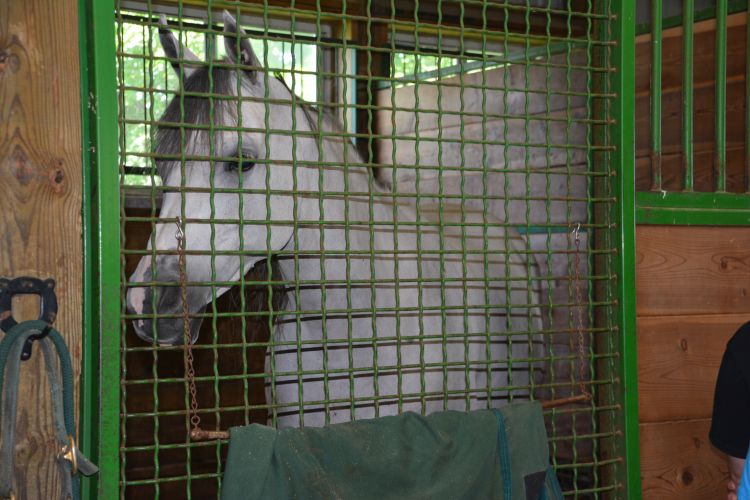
[391,52,461,80]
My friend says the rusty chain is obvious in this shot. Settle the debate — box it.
[175,219,201,436]
[572,223,592,401]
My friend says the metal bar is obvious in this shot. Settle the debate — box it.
[637,190,750,209]
[637,191,750,225]
[541,394,591,409]
[651,0,662,190]
[683,0,694,191]
[637,206,750,225]
[77,0,95,497]
[80,0,121,496]
[716,0,728,191]
[610,0,641,496]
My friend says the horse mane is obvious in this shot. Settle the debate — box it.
[269,72,387,188]
[271,72,348,138]
[156,62,380,179]
[230,257,288,342]
[155,64,238,179]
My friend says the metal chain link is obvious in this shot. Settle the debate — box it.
[573,223,591,401]
[176,219,201,436]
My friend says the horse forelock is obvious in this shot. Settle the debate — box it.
[155,64,241,179]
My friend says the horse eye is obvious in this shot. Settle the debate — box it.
[227,159,255,173]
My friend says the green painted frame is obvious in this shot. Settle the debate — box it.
[637,192,750,226]
[610,0,640,496]
[78,0,641,497]
[79,0,121,497]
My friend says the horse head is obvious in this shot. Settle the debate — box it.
[126,12,313,345]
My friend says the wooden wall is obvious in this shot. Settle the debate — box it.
[634,12,750,499]
[636,226,750,498]
[0,0,83,498]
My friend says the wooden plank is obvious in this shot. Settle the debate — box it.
[637,314,742,423]
[635,13,747,93]
[154,0,583,37]
[640,419,729,500]
[635,11,747,44]
[635,79,746,155]
[636,226,750,316]
[0,0,82,497]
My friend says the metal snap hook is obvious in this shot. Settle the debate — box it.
[57,435,78,476]
[175,217,185,242]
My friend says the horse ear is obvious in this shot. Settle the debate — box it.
[222,10,259,83]
[158,14,201,79]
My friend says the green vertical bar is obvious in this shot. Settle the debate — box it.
[77,0,95,497]
[650,0,662,190]
[716,0,727,191]
[611,0,641,496]
[682,0,694,191]
[80,0,121,497]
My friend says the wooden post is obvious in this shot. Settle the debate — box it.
[354,17,389,167]
[0,0,83,497]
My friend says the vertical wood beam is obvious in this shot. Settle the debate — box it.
[354,17,389,166]
[0,0,82,497]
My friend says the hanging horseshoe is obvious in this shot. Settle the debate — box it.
[0,277,58,361]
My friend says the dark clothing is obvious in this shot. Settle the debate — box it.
[710,321,750,459]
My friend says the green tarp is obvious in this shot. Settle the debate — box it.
[222,401,563,500]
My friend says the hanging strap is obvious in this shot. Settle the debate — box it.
[0,321,98,500]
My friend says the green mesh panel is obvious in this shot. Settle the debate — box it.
[115,1,626,498]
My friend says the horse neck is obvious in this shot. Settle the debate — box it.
[279,138,408,304]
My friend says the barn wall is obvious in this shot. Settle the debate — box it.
[0,0,83,497]
[636,226,750,499]
[635,13,750,500]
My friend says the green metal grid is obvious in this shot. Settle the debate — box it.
[82,0,637,498]
[80,0,121,497]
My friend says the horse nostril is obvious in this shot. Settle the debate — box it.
[127,283,205,345]
[130,313,157,342]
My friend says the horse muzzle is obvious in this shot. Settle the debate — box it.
[126,284,206,346]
